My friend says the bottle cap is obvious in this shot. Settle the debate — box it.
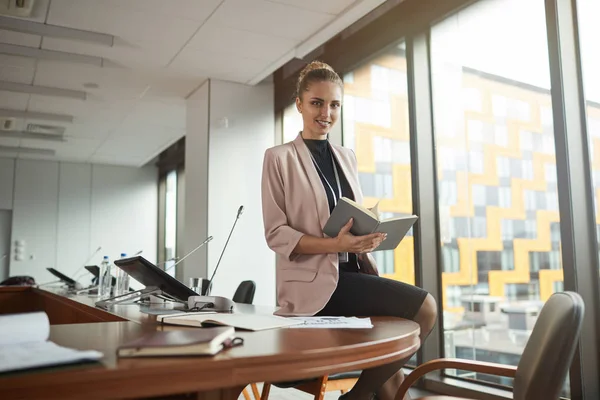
[120,253,127,258]
[103,255,109,260]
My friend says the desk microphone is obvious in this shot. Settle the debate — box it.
[164,236,213,273]
[187,205,244,312]
[207,205,244,288]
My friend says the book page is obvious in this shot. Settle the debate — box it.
[0,341,103,373]
[374,215,418,251]
[0,312,49,346]
[323,198,380,237]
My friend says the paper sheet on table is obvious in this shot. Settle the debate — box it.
[0,312,103,373]
[287,316,373,329]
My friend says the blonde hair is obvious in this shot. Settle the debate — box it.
[295,60,343,100]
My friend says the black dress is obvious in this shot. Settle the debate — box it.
[303,138,428,319]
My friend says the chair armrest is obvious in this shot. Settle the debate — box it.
[394,358,517,400]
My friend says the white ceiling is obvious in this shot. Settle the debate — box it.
[0,0,385,167]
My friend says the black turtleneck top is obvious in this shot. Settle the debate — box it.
[303,138,359,273]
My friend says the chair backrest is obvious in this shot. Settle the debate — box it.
[514,291,584,400]
[232,280,256,304]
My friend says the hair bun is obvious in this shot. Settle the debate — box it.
[298,61,335,82]
[295,60,342,98]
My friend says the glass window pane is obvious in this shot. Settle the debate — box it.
[283,103,302,143]
[431,0,566,395]
[164,170,177,277]
[342,43,415,366]
[343,42,414,285]
[577,0,600,276]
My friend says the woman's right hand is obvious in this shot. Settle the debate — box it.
[335,218,386,253]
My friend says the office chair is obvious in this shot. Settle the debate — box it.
[395,291,584,400]
[233,280,256,304]
[232,281,260,400]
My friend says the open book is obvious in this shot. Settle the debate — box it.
[0,312,103,373]
[323,197,418,252]
[158,312,303,331]
[117,327,237,357]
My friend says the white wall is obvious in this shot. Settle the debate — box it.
[184,79,276,306]
[184,81,210,285]
[0,158,157,285]
[207,79,275,306]
[0,158,14,210]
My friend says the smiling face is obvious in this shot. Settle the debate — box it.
[296,80,342,140]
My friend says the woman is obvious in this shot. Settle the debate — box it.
[261,61,437,400]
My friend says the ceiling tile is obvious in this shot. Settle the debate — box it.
[94,127,182,160]
[0,29,41,48]
[169,47,266,84]
[0,137,19,146]
[266,0,357,15]
[46,0,203,68]
[0,91,29,109]
[42,38,177,70]
[0,54,36,69]
[209,0,334,41]
[0,65,35,84]
[118,100,186,131]
[186,20,297,61]
[88,154,145,167]
[99,0,223,22]
[34,62,152,100]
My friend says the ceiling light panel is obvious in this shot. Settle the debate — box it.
[0,15,114,46]
[0,108,73,122]
[0,144,55,155]
[0,43,104,66]
[0,80,86,99]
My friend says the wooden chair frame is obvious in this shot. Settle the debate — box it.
[394,359,517,400]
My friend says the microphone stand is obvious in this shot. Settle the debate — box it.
[187,205,244,312]
[206,207,243,293]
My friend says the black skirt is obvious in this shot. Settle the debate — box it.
[316,270,429,320]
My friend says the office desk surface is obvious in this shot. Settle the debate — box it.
[0,287,421,400]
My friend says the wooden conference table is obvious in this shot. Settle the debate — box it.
[0,286,420,400]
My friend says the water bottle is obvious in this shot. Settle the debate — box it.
[98,256,113,298]
[114,253,130,296]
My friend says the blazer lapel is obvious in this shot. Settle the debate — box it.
[293,133,330,232]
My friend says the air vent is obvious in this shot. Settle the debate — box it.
[0,117,16,131]
[0,0,35,17]
[26,123,65,135]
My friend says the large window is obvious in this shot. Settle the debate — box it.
[577,0,600,275]
[283,103,302,144]
[431,0,566,393]
[163,170,178,277]
[342,43,415,284]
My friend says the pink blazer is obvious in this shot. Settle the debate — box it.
[261,133,378,316]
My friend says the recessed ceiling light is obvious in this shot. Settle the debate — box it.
[83,82,99,89]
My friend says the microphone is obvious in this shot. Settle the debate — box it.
[208,205,244,291]
[187,205,244,312]
[164,236,213,273]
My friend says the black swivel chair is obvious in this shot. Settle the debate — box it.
[234,280,259,400]
[233,280,256,304]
